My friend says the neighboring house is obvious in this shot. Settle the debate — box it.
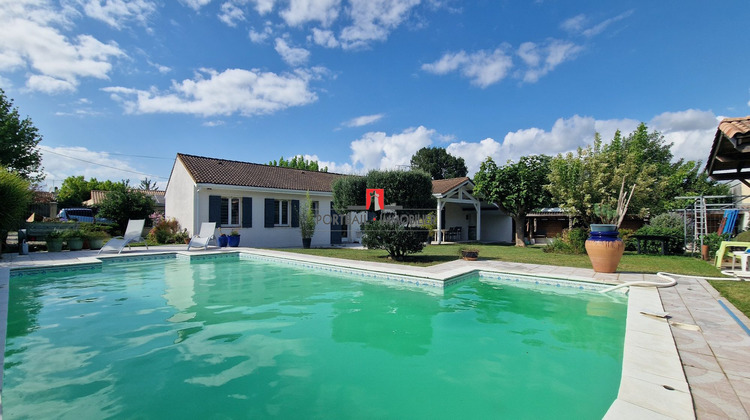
[165,153,514,248]
[84,189,166,213]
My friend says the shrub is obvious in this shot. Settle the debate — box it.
[543,227,587,254]
[734,230,750,242]
[148,217,181,244]
[634,225,684,255]
[619,228,637,251]
[649,213,683,230]
[0,168,32,253]
[703,232,731,259]
[361,219,429,259]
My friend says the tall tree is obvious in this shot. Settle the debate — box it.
[547,124,667,227]
[139,178,158,190]
[0,89,44,182]
[410,147,468,180]
[57,176,122,208]
[269,155,328,172]
[97,183,155,233]
[474,155,552,246]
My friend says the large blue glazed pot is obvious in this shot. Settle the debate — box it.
[218,235,228,247]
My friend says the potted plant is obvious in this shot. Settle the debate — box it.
[459,246,480,261]
[62,229,84,251]
[300,192,316,249]
[585,178,635,273]
[228,230,241,247]
[86,230,110,250]
[217,228,228,247]
[46,230,64,252]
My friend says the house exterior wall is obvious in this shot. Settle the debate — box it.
[480,210,512,243]
[165,160,197,235]
[194,187,334,248]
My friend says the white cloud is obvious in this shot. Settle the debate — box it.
[339,0,421,50]
[422,47,513,88]
[103,67,318,116]
[343,113,384,127]
[40,145,165,189]
[560,14,586,33]
[517,40,583,83]
[302,154,356,174]
[182,0,213,11]
[254,0,275,14]
[563,10,634,38]
[0,1,126,93]
[274,38,311,66]
[218,1,246,26]
[79,0,157,29]
[649,109,719,163]
[249,24,273,43]
[446,138,502,175]
[281,0,340,27]
[350,126,434,170]
[149,61,172,74]
[310,28,339,48]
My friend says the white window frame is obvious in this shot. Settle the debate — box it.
[221,197,241,227]
[274,199,291,227]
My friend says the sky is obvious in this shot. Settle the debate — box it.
[1,0,749,191]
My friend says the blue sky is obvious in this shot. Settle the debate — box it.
[1,0,749,190]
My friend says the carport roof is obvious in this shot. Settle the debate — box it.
[705,116,750,183]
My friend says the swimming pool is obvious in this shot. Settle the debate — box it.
[4,254,627,419]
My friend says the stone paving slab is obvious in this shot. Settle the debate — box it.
[659,277,750,419]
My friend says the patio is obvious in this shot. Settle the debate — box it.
[1,247,749,418]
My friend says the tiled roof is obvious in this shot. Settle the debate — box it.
[719,117,750,139]
[85,189,165,206]
[705,116,750,181]
[431,177,472,195]
[177,153,345,192]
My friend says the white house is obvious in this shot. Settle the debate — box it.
[165,153,513,248]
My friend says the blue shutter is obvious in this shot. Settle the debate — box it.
[291,200,300,228]
[209,195,221,227]
[242,197,252,228]
[264,198,275,228]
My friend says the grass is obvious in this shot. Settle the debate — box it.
[707,280,750,318]
[281,243,725,277]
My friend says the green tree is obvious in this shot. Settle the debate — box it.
[410,147,468,180]
[139,178,158,190]
[0,167,32,252]
[333,170,435,214]
[547,124,666,227]
[0,89,44,182]
[474,155,552,246]
[57,176,122,208]
[269,155,328,172]
[332,176,368,213]
[97,183,155,233]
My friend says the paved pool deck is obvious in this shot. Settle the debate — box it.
[1,246,749,419]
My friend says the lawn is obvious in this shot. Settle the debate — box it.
[282,243,725,277]
[708,280,750,318]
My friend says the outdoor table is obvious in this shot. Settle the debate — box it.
[632,234,671,255]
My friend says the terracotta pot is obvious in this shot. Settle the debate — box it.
[585,231,624,273]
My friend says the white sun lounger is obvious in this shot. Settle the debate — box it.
[98,219,147,255]
[187,222,217,250]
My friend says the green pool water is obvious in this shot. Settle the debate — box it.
[4,257,627,419]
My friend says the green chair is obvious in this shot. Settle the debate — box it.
[714,241,750,268]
